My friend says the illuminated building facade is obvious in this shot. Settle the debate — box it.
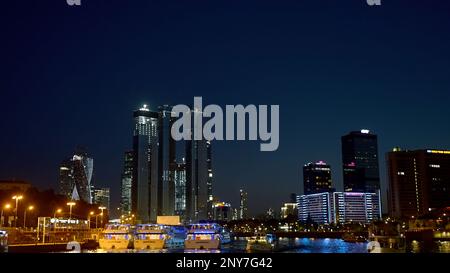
[387,149,450,219]
[58,149,94,204]
[132,105,159,223]
[93,187,110,211]
[120,151,133,215]
[303,161,333,195]
[186,139,211,222]
[280,203,298,219]
[342,130,380,193]
[239,189,248,220]
[131,105,178,223]
[297,192,381,224]
[174,160,187,217]
[212,202,231,221]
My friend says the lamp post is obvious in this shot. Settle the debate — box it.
[1,204,11,227]
[99,206,106,227]
[88,211,94,229]
[12,195,23,227]
[23,205,34,228]
[67,202,76,221]
[53,209,62,231]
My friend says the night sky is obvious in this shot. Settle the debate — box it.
[2,0,450,216]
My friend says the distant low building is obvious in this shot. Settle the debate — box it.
[0,180,31,192]
[212,202,232,222]
[280,203,298,219]
[93,187,110,211]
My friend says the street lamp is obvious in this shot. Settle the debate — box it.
[1,204,11,227]
[23,205,34,228]
[99,206,106,227]
[53,209,62,231]
[88,211,94,229]
[12,195,23,227]
[67,202,76,221]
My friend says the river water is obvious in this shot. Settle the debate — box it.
[80,238,450,253]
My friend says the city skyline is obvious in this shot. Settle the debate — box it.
[2,1,450,216]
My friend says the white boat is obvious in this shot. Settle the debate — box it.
[98,224,132,250]
[134,224,169,250]
[246,234,274,253]
[185,223,221,250]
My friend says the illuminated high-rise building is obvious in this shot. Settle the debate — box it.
[58,149,94,204]
[131,104,178,223]
[120,151,133,215]
[303,161,333,195]
[174,160,187,217]
[239,189,248,219]
[157,105,177,217]
[342,130,380,193]
[186,139,211,222]
[132,105,158,223]
[387,149,450,219]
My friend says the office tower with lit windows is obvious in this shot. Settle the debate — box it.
[131,104,179,222]
[157,105,176,217]
[206,141,214,219]
[186,139,211,222]
[342,130,380,193]
[93,187,110,211]
[303,161,333,195]
[239,189,248,219]
[174,160,187,217]
[132,105,159,223]
[387,149,450,219]
[58,149,94,204]
[120,151,133,215]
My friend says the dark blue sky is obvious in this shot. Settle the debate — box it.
[1,0,450,215]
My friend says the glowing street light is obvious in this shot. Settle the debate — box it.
[99,207,106,227]
[23,205,34,228]
[88,211,94,229]
[12,195,23,227]
[67,202,76,220]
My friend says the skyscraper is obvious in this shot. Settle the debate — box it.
[186,139,211,222]
[387,149,450,219]
[132,105,158,223]
[174,160,187,218]
[131,104,178,223]
[58,149,94,204]
[120,151,133,215]
[157,105,176,217]
[342,130,380,193]
[303,161,333,195]
[239,189,248,219]
[206,140,214,219]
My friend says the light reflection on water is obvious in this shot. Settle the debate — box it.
[78,238,450,253]
[80,238,368,253]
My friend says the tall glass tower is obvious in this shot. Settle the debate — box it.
[132,105,158,223]
[120,151,133,215]
[341,130,380,193]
